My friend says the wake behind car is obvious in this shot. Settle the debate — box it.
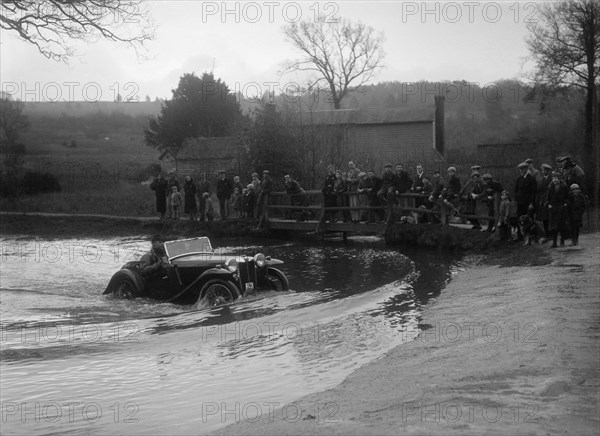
[103,237,289,306]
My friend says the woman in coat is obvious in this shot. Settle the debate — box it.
[183,176,198,221]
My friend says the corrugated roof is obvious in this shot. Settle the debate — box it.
[300,107,435,125]
[177,136,242,159]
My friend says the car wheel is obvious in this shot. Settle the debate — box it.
[112,277,138,299]
[198,279,241,307]
[265,268,289,292]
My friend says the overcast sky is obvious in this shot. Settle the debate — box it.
[1,1,539,102]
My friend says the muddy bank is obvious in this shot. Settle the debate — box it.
[213,233,600,435]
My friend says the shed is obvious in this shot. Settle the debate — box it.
[170,136,243,178]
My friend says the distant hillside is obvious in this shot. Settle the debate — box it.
[19,80,585,165]
[23,101,163,118]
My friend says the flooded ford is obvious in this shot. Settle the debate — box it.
[0,235,462,434]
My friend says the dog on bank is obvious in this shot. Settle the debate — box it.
[519,215,542,245]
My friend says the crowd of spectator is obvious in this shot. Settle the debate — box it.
[317,156,588,246]
[150,156,589,246]
[150,169,277,222]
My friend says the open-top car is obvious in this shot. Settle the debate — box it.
[103,237,289,306]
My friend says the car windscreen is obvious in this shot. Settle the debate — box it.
[164,237,213,259]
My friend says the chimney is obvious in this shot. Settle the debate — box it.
[434,95,445,157]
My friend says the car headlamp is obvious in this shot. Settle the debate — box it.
[225,258,238,273]
[254,253,266,268]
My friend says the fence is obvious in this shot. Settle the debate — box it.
[256,190,500,234]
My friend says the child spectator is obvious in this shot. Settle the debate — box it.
[567,183,587,246]
[232,187,243,218]
[170,186,182,220]
[203,192,214,222]
[245,184,257,219]
[241,188,248,218]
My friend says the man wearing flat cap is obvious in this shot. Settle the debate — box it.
[470,165,481,176]
[255,170,274,220]
[378,163,400,209]
[430,166,461,217]
[513,162,537,238]
[525,158,543,186]
[562,157,585,193]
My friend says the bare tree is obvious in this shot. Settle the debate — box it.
[283,17,385,109]
[526,0,599,177]
[0,1,154,62]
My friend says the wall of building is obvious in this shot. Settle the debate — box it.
[347,122,444,172]
[176,158,241,179]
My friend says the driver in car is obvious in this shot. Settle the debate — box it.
[140,234,170,277]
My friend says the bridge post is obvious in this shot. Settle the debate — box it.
[257,193,270,230]
[441,200,448,225]
[316,192,326,234]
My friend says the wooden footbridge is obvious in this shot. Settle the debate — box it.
[256,190,500,240]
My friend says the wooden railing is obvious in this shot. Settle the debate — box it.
[257,190,500,233]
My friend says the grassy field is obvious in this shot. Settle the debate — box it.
[1,126,163,217]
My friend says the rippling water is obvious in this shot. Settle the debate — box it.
[0,235,461,434]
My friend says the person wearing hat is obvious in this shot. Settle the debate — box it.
[547,171,569,248]
[216,170,233,220]
[395,163,413,195]
[378,163,400,212]
[430,166,461,217]
[513,162,537,239]
[445,166,462,204]
[321,165,338,222]
[562,157,585,193]
[284,174,305,219]
[476,173,503,232]
[469,165,482,181]
[150,172,168,220]
[431,169,444,195]
[535,164,553,237]
[183,175,198,221]
[255,170,274,220]
[525,158,543,186]
[140,234,169,278]
[459,171,484,229]
[166,170,180,219]
[567,183,587,246]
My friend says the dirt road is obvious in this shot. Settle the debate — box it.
[214,234,600,435]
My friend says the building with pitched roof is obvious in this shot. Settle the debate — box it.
[300,95,446,173]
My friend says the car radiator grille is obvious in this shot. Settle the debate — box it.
[238,260,256,287]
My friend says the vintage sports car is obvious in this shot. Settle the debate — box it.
[103,237,289,306]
